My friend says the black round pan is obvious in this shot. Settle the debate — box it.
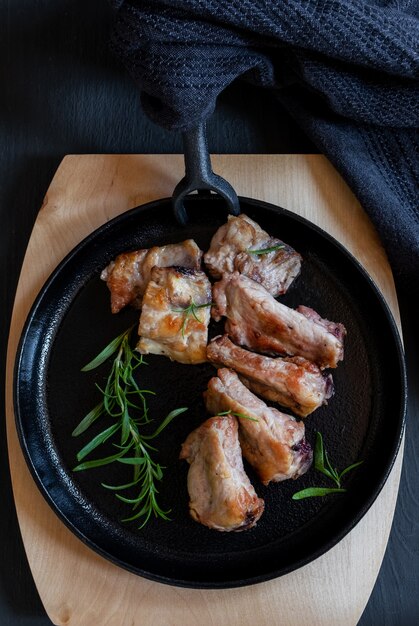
[14,127,406,588]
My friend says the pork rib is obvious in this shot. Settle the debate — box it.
[204,214,301,296]
[179,415,264,531]
[207,335,333,417]
[101,239,202,313]
[212,272,346,369]
[204,368,312,485]
[137,266,211,364]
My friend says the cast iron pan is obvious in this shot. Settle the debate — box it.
[14,124,406,588]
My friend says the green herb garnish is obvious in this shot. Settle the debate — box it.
[217,410,258,422]
[172,300,213,337]
[292,431,363,500]
[291,487,346,500]
[72,327,188,528]
[246,244,285,256]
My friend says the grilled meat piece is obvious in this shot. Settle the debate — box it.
[207,335,333,417]
[212,273,346,369]
[101,239,202,313]
[136,266,211,364]
[179,415,264,531]
[204,214,301,296]
[204,369,312,485]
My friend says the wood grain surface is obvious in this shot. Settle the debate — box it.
[5,154,403,626]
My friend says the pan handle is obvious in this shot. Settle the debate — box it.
[172,123,240,225]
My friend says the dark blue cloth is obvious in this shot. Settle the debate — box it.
[109,1,419,294]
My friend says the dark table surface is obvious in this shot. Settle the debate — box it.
[1,2,418,625]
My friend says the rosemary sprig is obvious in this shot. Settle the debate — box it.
[72,327,188,527]
[292,432,363,500]
[246,244,285,256]
[172,300,213,338]
[217,410,259,422]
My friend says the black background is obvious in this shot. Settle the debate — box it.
[1,1,418,624]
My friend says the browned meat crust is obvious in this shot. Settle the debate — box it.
[179,415,265,531]
[101,239,202,313]
[212,273,346,369]
[207,335,333,417]
[137,266,211,364]
[204,214,301,296]
[204,369,312,485]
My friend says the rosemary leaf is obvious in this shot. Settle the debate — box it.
[152,464,164,480]
[72,402,104,437]
[292,487,346,500]
[338,460,364,481]
[216,410,258,422]
[143,407,188,440]
[101,479,141,491]
[81,326,133,372]
[76,423,121,462]
[122,504,154,525]
[246,244,285,255]
[324,449,341,486]
[73,446,130,471]
[117,457,148,465]
[115,494,144,504]
[314,431,335,482]
[121,405,130,445]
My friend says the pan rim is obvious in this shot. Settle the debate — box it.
[13,195,407,588]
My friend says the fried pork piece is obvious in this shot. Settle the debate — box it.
[204,214,301,296]
[136,266,211,364]
[207,335,333,417]
[212,273,346,369]
[101,239,202,313]
[179,415,264,531]
[204,369,312,485]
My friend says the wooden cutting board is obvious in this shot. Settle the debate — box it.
[5,155,403,626]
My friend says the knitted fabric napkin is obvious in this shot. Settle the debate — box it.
[109,0,419,294]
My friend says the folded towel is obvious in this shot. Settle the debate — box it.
[109,1,419,294]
